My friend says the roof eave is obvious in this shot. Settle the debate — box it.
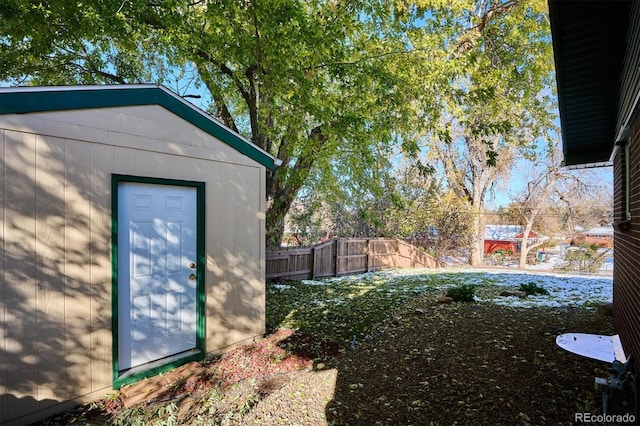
[548,0,632,168]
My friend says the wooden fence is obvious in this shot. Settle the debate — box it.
[266,238,443,280]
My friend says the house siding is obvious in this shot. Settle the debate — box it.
[584,235,613,248]
[0,106,266,424]
[614,106,640,369]
[616,1,640,138]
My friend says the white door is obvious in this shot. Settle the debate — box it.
[118,183,198,371]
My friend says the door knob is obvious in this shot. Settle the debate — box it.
[189,262,196,269]
[189,274,197,281]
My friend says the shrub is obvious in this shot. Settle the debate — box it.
[446,284,476,302]
[519,282,549,296]
[489,249,514,266]
[493,249,513,257]
[556,245,609,274]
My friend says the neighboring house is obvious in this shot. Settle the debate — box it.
[483,225,548,254]
[549,0,639,411]
[583,226,615,248]
[0,85,278,425]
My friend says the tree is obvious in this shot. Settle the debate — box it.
[0,0,437,247]
[509,151,561,268]
[285,156,440,243]
[550,177,613,240]
[416,0,556,265]
[1,0,557,250]
[508,140,613,268]
[420,191,474,258]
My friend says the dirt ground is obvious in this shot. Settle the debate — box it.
[43,299,616,425]
[242,302,615,425]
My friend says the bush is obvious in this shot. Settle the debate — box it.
[493,249,513,257]
[488,249,514,266]
[556,245,609,273]
[519,282,549,296]
[446,284,476,302]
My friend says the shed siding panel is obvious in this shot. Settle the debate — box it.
[4,130,39,419]
[34,135,68,408]
[32,106,241,154]
[208,161,230,351]
[90,143,115,390]
[0,113,257,169]
[229,166,262,345]
[614,107,640,365]
[205,162,264,353]
[134,149,157,176]
[113,146,137,176]
[63,139,94,399]
[0,130,6,423]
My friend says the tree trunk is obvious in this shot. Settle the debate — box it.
[469,202,485,266]
[265,195,290,248]
[264,127,326,248]
[265,169,301,248]
[518,221,534,269]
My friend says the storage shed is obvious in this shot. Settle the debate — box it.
[0,85,277,425]
[483,224,548,254]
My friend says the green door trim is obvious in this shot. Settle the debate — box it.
[111,174,206,389]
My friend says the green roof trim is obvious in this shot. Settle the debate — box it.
[0,85,277,171]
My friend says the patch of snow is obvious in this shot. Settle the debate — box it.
[584,225,614,236]
[293,267,612,310]
[442,256,468,266]
[272,284,291,290]
[301,279,333,286]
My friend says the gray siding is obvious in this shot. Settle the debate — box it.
[617,1,640,138]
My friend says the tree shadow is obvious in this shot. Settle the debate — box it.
[2,125,267,424]
[1,132,112,424]
[322,302,616,425]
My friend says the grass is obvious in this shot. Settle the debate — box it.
[266,269,613,344]
[266,271,498,343]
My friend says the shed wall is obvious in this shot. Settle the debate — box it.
[484,240,517,254]
[0,107,266,424]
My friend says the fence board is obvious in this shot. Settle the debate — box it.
[266,238,443,281]
[336,238,367,276]
[313,240,336,279]
[265,247,313,279]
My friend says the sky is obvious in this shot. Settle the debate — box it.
[488,161,614,209]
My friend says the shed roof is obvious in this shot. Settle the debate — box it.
[484,225,548,242]
[0,85,278,171]
[584,226,614,237]
[548,0,633,168]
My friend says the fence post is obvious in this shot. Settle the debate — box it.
[334,238,340,277]
[394,239,399,268]
[366,238,370,272]
[311,244,316,280]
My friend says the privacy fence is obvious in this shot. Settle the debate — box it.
[266,238,443,280]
